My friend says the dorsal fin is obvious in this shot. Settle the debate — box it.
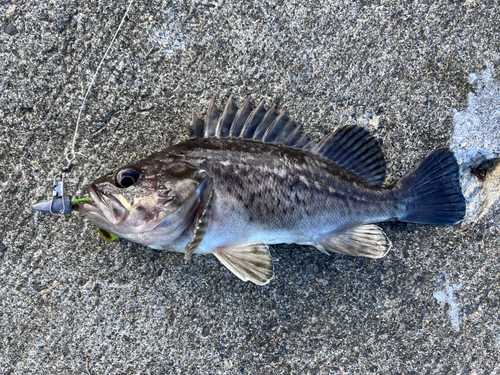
[313,125,386,185]
[191,96,316,152]
[191,97,386,185]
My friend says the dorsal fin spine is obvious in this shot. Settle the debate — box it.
[253,104,278,141]
[273,117,296,143]
[283,125,300,145]
[204,97,219,138]
[229,96,252,138]
[192,110,204,138]
[315,133,332,152]
[217,95,237,138]
[241,100,266,139]
[262,111,287,143]
[295,134,312,149]
[284,126,303,146]
[303,140,316,151]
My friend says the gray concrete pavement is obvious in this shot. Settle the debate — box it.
[1,0,499,373]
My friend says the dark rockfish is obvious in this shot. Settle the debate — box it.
[77,97,466,285]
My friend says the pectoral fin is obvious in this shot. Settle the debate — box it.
[184,177,214,262]
[315,224,391,258]
[213,241,274,285]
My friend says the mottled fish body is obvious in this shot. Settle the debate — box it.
[77,97,466,285]
[161,138,399,253]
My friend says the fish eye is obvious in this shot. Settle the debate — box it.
[115,168,140,188]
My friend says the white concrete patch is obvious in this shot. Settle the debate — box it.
[433,281,464,333]
[478,162,500,222]
[149,8,191,55]
[450,65,500,222]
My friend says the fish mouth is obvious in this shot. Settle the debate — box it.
[77,185,129,233]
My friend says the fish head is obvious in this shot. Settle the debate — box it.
[77,154,209,247]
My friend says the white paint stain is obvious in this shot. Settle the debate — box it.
[433,281,464,332]
[450,65,500,222]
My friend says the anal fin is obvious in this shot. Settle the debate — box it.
[315,225,391,259]
[213,241,274,285]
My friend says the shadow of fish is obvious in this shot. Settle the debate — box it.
[76,96,466,285]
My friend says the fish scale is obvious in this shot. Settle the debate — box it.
[177,138,396,228]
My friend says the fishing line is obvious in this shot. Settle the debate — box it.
[71,0,135,160]
[32,0,135,216]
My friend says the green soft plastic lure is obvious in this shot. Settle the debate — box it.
[71,197,93,205]
[74,197,118,241]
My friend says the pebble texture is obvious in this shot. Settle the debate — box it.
[1,0,500,373]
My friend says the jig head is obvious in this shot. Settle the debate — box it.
[32,157,74,215]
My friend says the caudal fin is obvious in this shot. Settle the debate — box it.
[397,148,466,225]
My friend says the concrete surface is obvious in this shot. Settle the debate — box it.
[1,0,500,373]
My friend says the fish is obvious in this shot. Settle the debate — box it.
[76,96,466,285]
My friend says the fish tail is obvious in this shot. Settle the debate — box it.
[397,147,466,225]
